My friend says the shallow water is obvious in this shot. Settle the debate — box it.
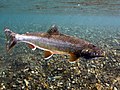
[0,0,120,90]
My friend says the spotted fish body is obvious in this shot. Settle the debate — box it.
[4,25,105,62]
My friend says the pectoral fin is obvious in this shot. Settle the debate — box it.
[44,51,53,59]
[69,53,80,63]
[27,43,36,51]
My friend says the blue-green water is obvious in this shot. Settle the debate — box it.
[0,13,120,55]
[0,0,120,89]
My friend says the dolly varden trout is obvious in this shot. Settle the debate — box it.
[4,25,105,62]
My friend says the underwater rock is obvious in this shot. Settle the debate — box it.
[0,26,120,90]
[24,79,29,87]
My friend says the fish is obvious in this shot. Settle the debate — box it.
[4,25,105,63]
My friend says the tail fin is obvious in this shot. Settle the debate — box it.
[4,28,17,52]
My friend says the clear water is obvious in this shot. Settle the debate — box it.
[0,0,120,53]
[0,0,120,89]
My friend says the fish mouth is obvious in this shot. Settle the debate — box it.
[92,50,106,57]
[81,49,106,59]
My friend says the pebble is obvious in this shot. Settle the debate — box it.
[57,82,63,87]
[67,86,71,89]
[113,87,118,90]
[0,83,6,89]
[96,83,102,90]
[35,71,38,74]
[105,83,110,87]
[22,86,25,89]
[78,4,80,6]
[73,66,77,69]
[17,80,23,84]
[53,76,62,79]
[23,68,29,72]
[113,39,119,44]
[31,71,34,74]
[76,70,81,75]
[72,81,75,84]
[57,68,63,70]
[88,69,91,73]
[113,50,117,55]
[91,65,96,68]
[49,85,54,89]
[24,79,29,87]
[12,85,17,87]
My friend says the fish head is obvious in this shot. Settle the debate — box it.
[81,44,106,59]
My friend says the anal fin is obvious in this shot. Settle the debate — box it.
[44,51,53,59]
[69,53,80,63]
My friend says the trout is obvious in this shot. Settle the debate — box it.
[4,25,105,62]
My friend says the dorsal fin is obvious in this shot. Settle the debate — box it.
[47,25,60,35]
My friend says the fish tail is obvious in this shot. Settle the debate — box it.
[4,28,17,51]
